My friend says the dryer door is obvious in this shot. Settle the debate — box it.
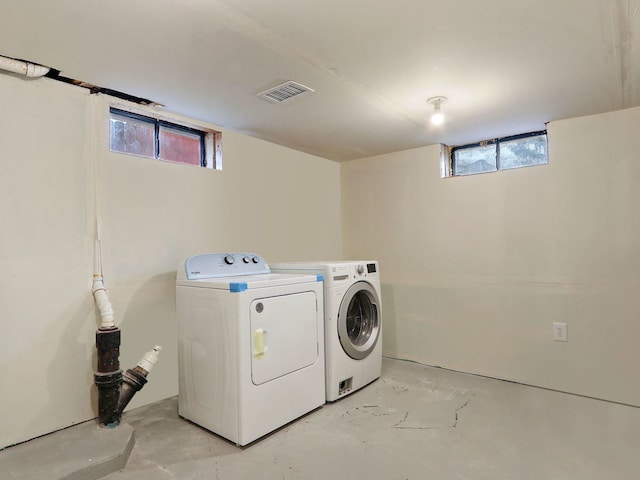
[337,281,380,360]
[250,291,319,385]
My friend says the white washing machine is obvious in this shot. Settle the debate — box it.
[270,261,382,401]
[176,253,325,446]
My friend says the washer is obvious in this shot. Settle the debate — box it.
[270,261,382,401]
[176,253,325,446]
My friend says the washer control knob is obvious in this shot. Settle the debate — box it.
[356,264,365,275]
[252,256,260,264]
[243,256,251,264]
[224,255,235,265]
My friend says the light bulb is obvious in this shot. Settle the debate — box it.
[427,96,447,127]
[431,111,445,126]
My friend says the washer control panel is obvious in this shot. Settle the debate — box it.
[330,262,378,281]
[184,253,270,280]
[354,263,377,278]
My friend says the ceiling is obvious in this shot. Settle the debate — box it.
[1,0,638,161]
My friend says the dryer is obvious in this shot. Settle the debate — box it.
[270,261,382,401]
[176,253,325,446]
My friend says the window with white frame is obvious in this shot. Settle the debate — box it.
[109,107,222,169]
[444,130,548,177]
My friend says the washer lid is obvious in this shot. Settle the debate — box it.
[176,272,324,290]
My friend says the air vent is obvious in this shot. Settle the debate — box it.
[257,81,314,103]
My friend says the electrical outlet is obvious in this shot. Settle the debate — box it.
[553,322,568,342]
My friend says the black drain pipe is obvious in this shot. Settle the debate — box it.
[92,240,160,426]
[94,334,161,426]
[95,327,122,426]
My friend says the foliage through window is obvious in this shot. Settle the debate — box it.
[109,107,221,169]
[446,131,547,177]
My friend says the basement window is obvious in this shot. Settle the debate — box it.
[109,107,222,168]
[444,130,547,177]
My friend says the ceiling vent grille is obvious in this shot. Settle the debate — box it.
[258,81,314,103]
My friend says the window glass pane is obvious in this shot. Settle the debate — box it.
[453,144,497,175]
[500,134,548,170]
[159,125,202,165]
[109,114,155,158]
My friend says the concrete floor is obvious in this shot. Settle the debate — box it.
[100,358,640,480]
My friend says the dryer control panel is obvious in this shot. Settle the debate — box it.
[184,253,270,280]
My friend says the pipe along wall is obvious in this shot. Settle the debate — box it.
[0,55,162,427]
[94,327,122,426]
[93,240,161,426]
[0,54,50,78]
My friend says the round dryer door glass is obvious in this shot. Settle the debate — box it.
[337,281,380,360]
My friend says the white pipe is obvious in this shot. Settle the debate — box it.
[93,285,115,328]
[93,240,116,329]
[136,346,162,375]
[0,55,50,78]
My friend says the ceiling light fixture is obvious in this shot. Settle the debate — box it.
[427,96,447,126]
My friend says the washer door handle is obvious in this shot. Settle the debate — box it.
[253,328,268,359]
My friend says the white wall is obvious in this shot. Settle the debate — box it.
[4,67,638,450]
[342,106,640,407]
[0,74,342,449]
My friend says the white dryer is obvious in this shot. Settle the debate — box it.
[270,261,382,401]
[176,253,325,446]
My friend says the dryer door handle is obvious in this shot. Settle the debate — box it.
[253,328,268,359]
